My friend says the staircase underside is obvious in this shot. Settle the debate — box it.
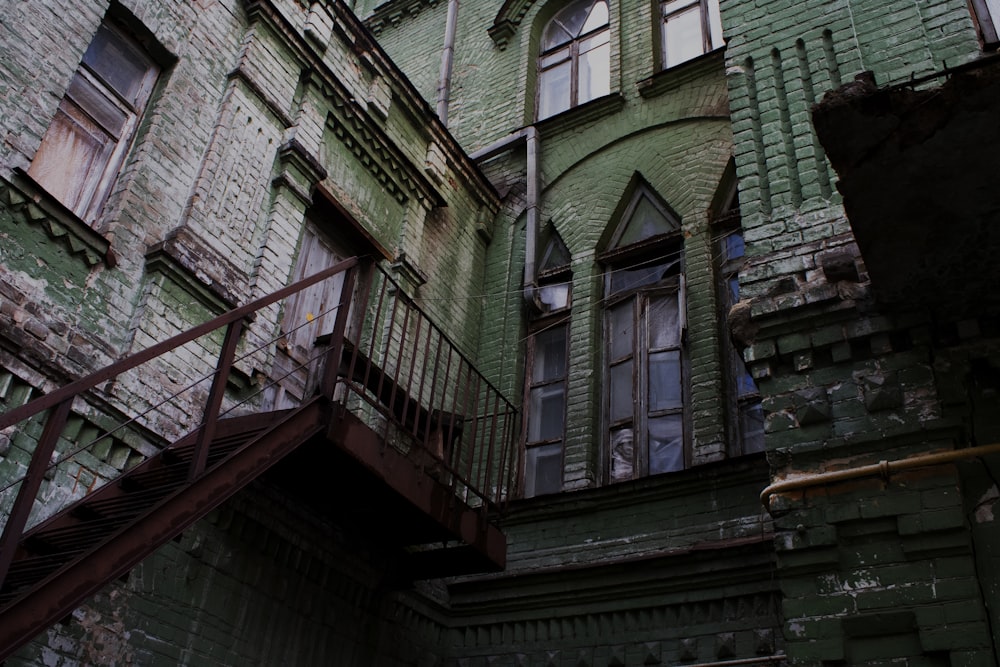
[0,397,505,660]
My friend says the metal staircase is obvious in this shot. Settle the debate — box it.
[0,258,516,661]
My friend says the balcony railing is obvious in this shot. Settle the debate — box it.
[0,257,519,589]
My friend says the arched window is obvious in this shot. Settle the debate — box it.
[537,0,610,120]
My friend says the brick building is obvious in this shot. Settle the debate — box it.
[0,0,998,664]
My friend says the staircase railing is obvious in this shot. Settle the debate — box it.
[0,256,519,590]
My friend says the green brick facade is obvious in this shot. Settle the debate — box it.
[1,0,999,664]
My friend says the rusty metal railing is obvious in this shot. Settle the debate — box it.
[336,265,519,512]
[0,257,518,590]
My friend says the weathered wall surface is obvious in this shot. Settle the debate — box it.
[721,0,1000,662]
[369,0,782,663]
[0,0,497,662]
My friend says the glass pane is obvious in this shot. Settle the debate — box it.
[617,195,677,247]
[551,0,593,40]
[540,235,571,271]
[542,20,575,50]
[525,443,563,497]
[610,258,677,294]
[540,46,571,68]
[83,24,154,105]
[538,60,572,119]
[609,427,635,482]
[740,402,765,454]
[649,415,684,474]
[664,6,705,67]
[609,360,633,422]
[707,0,724,49]
[608,301,634,361]
[723,231,745,261]
[528,385,565,442]
[736,363,757,398]
[578,39,610,104]
[28,98,114,215]
[662,0,699,13]
[728,275,740,304]
[67,74,128,136]
[581,1,609,34]
[539,284,571,310]
[647,294,680,350]
[532,326,567,382]
[649,350,682,411]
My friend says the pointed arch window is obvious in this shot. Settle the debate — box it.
[537,0,611,120]
[522,228,572,497]
[600,184,687,482]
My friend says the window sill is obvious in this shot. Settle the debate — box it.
[535,92,626,136]
[508,451,768,522]
[3,170,114,268]
[637,48,726,99]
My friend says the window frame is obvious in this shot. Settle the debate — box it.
[521,317,570,497]
[536,0,611,120]
[714,213,765,458]
[602,243,688,483]
[970,0,1000,46]
[658,0,724,70]
[28,21,159,224]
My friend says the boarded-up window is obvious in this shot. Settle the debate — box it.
[29,22,158,222]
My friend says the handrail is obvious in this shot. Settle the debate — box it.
[0,253,519,591]
[0,257,360,431]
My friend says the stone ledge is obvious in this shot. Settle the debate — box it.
[1,171,113,269]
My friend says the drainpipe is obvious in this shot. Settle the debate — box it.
[436,0,459,125]
[522,125,542,310]
[760,441,1000,511]
[468,127,543,311]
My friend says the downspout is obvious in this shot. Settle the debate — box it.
[468,126,543,311]
[436,0,459,125]
[522,125,542,310]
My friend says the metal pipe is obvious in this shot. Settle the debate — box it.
[468,125,542,310]
[761,442,1000,510]
[523,125,541,309]
[469,128,529,161]
[436,0,459,125]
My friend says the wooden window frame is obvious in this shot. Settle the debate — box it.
[521,317,570,497]
[536,0,611,120]
[658,0,724,70]
[970,0,1000,46]
[28,21,159,224]
[602,244,689,483]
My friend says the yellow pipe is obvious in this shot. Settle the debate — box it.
[760,442,1000,511]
